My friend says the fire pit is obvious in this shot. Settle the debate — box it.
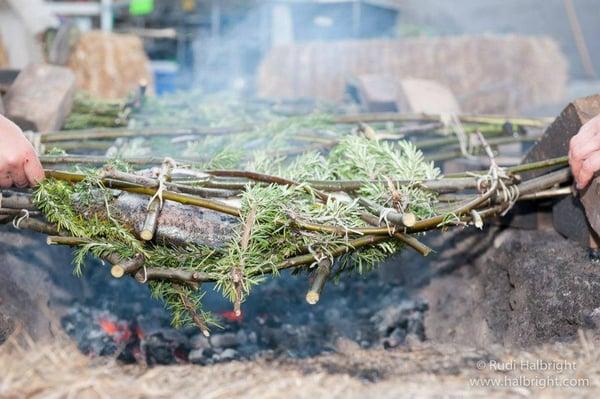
[59,259,427,366]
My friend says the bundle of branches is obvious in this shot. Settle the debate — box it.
[43,110,548,171]
[62,84,149,131]
[29,90,549,164]
[62,92,129,131]
[0,133,570,335]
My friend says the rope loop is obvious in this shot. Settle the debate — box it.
[12,209,30,229]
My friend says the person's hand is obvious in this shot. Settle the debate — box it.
[569,113,600,189]
[0,115,45,188]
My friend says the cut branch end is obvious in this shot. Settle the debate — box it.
[402,212,417,227]
[111,265,125,278]
[140,229,154,241]
[305,291,320,305]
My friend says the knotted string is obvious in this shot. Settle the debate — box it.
[12,209,30,229]
[440,113,475,160]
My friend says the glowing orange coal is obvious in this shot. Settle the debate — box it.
[220,310,243,322]
[98,318,132,343]
[98,318,120,335]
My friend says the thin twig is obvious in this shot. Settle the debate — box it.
[360,212,432,256]
[41,125,249,143]
[174,284,210,337]
[141,159,175,241]
[44,170,241,217]
[232,206,257,316]
[110,253,145,279]
[306,258,331,305]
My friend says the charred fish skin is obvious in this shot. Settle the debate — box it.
[75,192,237,248]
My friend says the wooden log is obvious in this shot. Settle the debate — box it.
[512,95,600,247]
[3,64,76,132]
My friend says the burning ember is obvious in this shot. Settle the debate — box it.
[220,310,243,323]
[98,317,134,343]
[61,268,427,366]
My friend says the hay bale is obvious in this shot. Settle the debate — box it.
[68,31,154,99]
[257,35,568,114]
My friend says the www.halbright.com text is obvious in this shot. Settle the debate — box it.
[469,376,590,389]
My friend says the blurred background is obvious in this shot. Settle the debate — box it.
[3,2,600,383]
[1,0,599,116]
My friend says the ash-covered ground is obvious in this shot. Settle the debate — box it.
[61,264,427,367]
[3,223,600,397]
[39,220,600,369]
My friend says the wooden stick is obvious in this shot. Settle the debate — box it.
[272,235,391,274]
[360,212,432,256]
[174,284,210,337]
[51,140,113,152]
[141,159,175,241]
[46,235,127,267]
[134,267,213,284]
[16,218,61,236]
[409,134,502,232]
[232,206,256,316]
[41,125,249,143]
[102,166,239,198]
[333,112,551,128]
[44,170,241,217]
[359,197,416,228]
[141,200,160,241]
[518,186,572,200]
[515,167,571,196]
[196,176,480,193]
[0,208,40,216]
[306,258,331,305]
[446,156,569,178]
[290,213,397,236]
[46,236,90,246]
[110,253,145,279]
[40,155,200,167]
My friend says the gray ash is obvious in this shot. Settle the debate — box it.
[61,263,428,366]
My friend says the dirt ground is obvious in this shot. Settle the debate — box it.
[3,225,600,397]
[1,332,599,398]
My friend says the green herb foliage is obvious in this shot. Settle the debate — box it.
[36,128,440,331]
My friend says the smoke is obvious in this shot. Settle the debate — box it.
[189,1,399,94]
[182,0,600,97]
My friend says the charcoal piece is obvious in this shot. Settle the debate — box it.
[217,348,238,362]
[209,332,240,348]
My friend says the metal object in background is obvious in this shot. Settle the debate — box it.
[0,69,20,94]
[47,1,115,32]
[563,0,597,79]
